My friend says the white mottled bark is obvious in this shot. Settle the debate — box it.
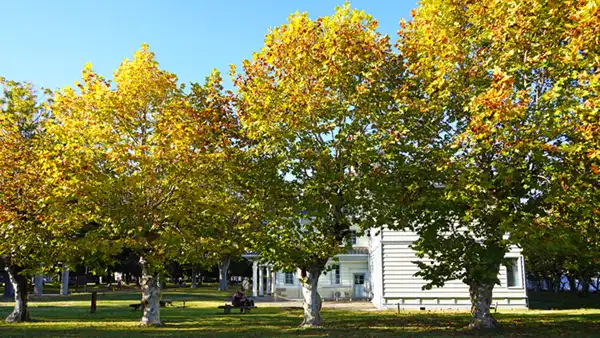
[139,257,162,326]
[299,264,324,327]
[60,267,69,296]
[6,266,30,322]
[469,282,499,329]
[218,254,231,291]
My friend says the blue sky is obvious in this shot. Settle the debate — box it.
[1,1,417,90]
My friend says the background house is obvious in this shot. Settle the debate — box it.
[369,228,528,310]
[251,227,528,311]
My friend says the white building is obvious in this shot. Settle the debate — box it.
[250,227,528,310]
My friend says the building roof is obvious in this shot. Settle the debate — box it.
[345,247,369,255]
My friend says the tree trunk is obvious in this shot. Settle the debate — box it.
[34,274,43,296]
[580,273,590,297]
[191,265,197,289]
[139,257,162,326]
[468,282,499,330]
[6,265,30,323]
[567,275,578,293]
[299,262,325,327]
[61,266,69,296]
[581,280,590,296]
[218,254,231,291]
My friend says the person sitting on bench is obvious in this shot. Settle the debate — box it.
[232,289,254,307]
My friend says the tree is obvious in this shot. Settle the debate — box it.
[211,206,250,292]
[523,216,600,294]
[522,0,600,296]
[178,72,255,292]
[394,0,599,329]
[234,4,399,326]
[0,78,80,322]
[50,46,235,325]
[204,177,258,292]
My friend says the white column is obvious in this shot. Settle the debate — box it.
[258,265,264,297]
[252,261,258,297]
[270,270,276,295]
[266,266,271,295]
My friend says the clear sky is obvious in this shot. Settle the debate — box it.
[1,1,417,90]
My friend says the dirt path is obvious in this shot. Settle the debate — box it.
[253,298,378,312]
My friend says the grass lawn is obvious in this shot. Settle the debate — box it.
[0,288,599,337]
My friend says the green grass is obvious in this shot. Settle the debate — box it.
[0,288,599,337]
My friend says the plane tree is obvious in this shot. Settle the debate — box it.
[0,78,84,322]
[49,47,237,325]
[391,0,599,329]
[234,4,403,327]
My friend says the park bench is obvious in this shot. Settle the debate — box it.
[129,302,145,311]
[161,299,187,308]
[490,302,499,313]
[218,304,257,314]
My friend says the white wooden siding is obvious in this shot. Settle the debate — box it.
[379,239,528,309]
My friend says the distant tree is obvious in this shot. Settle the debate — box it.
[178,71,255,291]
[523,0,600,296]
[523,219,600,295]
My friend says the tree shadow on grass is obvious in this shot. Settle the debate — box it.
[21,287,234,303]
[0,305,599,337]
[322,310,600,337]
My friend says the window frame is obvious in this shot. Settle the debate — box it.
[505,257,523,288]
[331,264,341,285]
[284,272,295,285]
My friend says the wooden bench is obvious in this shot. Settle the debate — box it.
[218,304,257,314]
[160,299,173,308]
[129,302,144,311]
[490,302,499,313]
[162,299,186,308]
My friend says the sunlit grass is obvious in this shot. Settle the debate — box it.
[1,288,599,337]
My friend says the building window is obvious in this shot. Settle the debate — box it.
[351,231,357,245]
[331,265,340,285]
[285,272,294,285]
[506,258,522,288]
[354,273,365,285]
